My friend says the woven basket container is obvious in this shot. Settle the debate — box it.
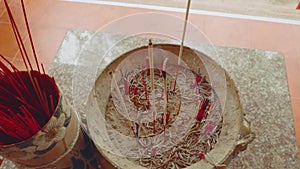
[88,44,254,169]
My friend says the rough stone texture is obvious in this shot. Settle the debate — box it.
[214,48,299,168]
[1,29,299,168]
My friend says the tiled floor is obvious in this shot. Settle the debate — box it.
[0,0,300,159]
[88,0,300,20]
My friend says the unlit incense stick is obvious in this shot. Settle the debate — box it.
[0,0,59,144]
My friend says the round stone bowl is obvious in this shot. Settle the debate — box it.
[87,44,255,169]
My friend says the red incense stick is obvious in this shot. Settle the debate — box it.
[0,0,59,145]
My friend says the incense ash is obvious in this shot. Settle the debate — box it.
[94,44,223,169]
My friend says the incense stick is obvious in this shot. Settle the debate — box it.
[148,40,158,134]
[141,71,150,108]
[173,0,192,91]
[162,58,168,126]
[0,0,59,145]
[110,71,130,118]
[21,0,40,72]
[148,40,154,91]
[110,71,137,136]
[4,0,32,71]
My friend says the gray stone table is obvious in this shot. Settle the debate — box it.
[1,29,299,169]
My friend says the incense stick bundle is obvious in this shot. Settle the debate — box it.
[0,63,59,145]
[0,0,59,145]
[0,1,105,169]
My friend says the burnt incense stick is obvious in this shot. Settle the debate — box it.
[148,40,154,91]
[148,40,158,134]
[110,71,136,136]
[173,0,192,91]
[196,99,210,122]
[162,58,168,126]
[110,71,130,118]
[141,71,150,108]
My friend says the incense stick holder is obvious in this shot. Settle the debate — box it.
[87,43,254,169]
[0,76,101,168]
[72,13,255,168]
[0,94,79,167]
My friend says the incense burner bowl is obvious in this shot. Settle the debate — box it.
[87,44,255,169]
